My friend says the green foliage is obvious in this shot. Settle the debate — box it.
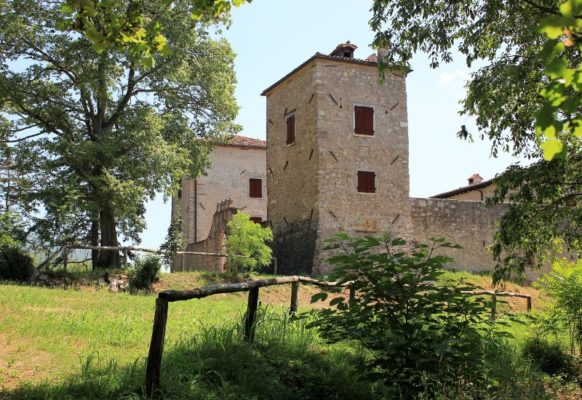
[535,258,582,355]
[130,255,161,290]
[0,1,240,254]
[370,1,581,274]
[58,0,250,66]
[536,0,582,161]
[310,233,491,399]
[0,245,36,282]
[226,212,272,275]
[159,215,186,267]
[0,211,27,248]
[522,336,575,376]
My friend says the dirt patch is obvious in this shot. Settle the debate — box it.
[0,334,52,390]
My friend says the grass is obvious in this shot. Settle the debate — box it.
[0,269,575,399]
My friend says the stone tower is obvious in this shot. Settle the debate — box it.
[262,42,412,275]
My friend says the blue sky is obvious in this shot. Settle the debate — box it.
[139,0,522,248]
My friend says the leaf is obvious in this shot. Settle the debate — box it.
[541,137,564,160]
[539,16,568,39]
[329,297,345,306]
[310,292,328,303]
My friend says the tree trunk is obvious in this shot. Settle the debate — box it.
[90,217,100,271]
[97,205,120,268]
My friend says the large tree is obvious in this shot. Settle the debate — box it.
[370,0,581,279]
[0,0,239,267]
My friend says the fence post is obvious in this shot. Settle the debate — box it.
[290,282,299,314]
[349,287,356,307]
[63,246,68,272]
[245,287,260,343]
[490,294,497,322]
[146,298,169,398]
[527,296,532,313]
[123,248,128,269]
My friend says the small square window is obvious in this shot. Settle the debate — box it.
[250,217,263,224]
[357,171,376,193]
[354,106,374,135]
[286,115,295,145]
[249,178,262,198]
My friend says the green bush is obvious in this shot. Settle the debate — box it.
[310,233,491,399]
[226,212,273,275]
[522,336,575,377]
[0,245,36,282]
[130,256,161,290]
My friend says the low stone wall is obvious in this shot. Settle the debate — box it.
[172,199,235,273]
[410,197,507,273]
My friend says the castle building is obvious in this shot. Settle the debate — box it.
[262,42,412,275]
[175,41,509,276]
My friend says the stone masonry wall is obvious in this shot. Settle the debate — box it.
[410,197,507,272]
[172,199,236,272]
[173,145,266,245]
[314,60,413,274]
[266,63,320,274]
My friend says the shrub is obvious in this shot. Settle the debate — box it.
[310,233,491,399]
[130,256,161,290]
[535,258,582,355]
[0,245,36,282]
[226,212,273,275]
[159,215,185,268]
[522,336,575,376]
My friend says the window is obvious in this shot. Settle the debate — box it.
[250,217,262,224]
[249,178,262,198]
[357,171,376,193]
[286,114,295,144]
[354,106,374,135]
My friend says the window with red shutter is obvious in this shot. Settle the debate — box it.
[357,171,376,193]
[354,106,374,135]
[286,115,295,144]
[249,178,262,198]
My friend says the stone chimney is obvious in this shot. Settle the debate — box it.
[330,41,358,58]
[377,47,389,64]
[467,174,484,186]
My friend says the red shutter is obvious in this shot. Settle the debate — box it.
[286,115,295,144]
[249,179,262,198]
[357,171,376,193]
[354,106,374,135]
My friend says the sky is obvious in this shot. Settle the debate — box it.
[138,0,523,248]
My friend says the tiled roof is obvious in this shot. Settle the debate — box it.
[261,53,409,96]
[431,179,494,199]
[220,135,266,150]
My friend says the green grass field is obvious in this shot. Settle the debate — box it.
[0,270,575,399]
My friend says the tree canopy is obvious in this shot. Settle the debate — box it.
[370,0,581,279]
[0,0,240,267]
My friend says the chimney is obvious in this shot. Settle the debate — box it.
[330,41,358,59]
[377,48,389,64]
[467,174,484,186]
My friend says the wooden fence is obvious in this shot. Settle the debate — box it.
[143,277,532,397]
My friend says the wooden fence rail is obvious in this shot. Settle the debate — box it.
[144,278,532,398]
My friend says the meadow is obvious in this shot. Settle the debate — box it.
[0,270,578,399]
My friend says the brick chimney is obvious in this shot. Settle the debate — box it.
[330,41,358,58]
[467,173,484,186]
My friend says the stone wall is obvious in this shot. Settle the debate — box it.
[173,144,267,245]
[265,61,320,274]
[313,60,413,274]
[172,199,236,272]
[410,197,507,272]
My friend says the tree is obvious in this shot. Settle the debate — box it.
[0,0,239,268]
[226,212,272,275]
[57,0,251,67]
[370,0,581,279]
[159,215,185,267]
